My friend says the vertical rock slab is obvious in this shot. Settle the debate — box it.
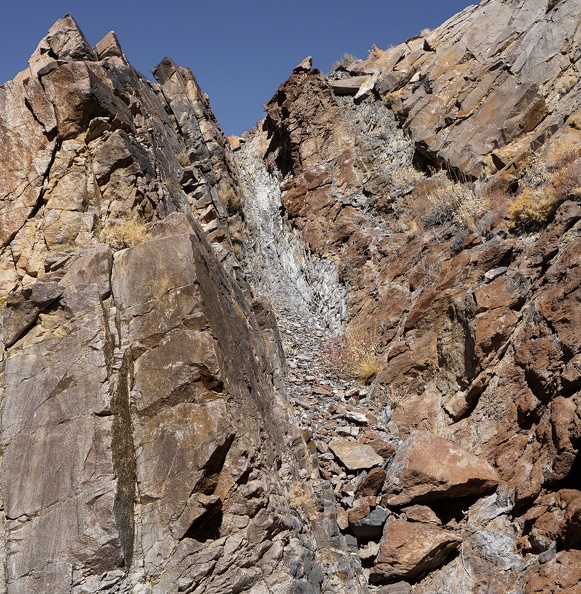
[110,215,329,593]
[0,72,56,248]
[1,279,125,593]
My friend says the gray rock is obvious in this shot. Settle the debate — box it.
[351,507,390,540]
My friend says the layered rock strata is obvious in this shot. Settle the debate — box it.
[1,2,581,593]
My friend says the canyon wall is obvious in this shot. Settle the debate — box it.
[0,2,580,593]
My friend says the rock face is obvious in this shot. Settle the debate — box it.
[1,3,581,593]
[363,0,581,179]
[0,15,364,594]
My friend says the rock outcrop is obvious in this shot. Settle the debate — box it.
[0,15,364,594]
[1,2,581,593]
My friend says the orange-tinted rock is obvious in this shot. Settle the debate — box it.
[524,550,581,594]
[401,505,441,525]
[348,496,377,523]
[475,306,518,357]
[370,518,460,583]
[357,467,387,498]
[384,430,500,506]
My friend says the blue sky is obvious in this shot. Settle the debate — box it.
[0,1,475,135]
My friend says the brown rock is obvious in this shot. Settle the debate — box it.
[370,518,460,583]
[366,436,397,459]
[524,550,581,594]
[384,430,500,506]
[348,496,376,523]
[357,467,387,497]
[401,505,441,525]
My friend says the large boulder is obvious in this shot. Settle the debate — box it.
[383,430,500,506]
[370,518,461,583]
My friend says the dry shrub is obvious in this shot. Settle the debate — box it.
[367,44,384,61]
[520,154,551,189]
[485,187,511,213]
[177,152,190,167]
[389,166,426,196]
[422,179,486,230]
[287,482,317,519]
[509,144,581,230]
[507,187,555,230]
[567,113,581,130]
[100,219,147,249]
[325,326,379,384]
[406,219,419,239]
[331,52,359,72]
[550,147,581,198]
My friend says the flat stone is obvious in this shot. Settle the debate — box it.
[329,438,385,471]
[484,266,508,281]
[376,582,412,594]
[329,76,371,96]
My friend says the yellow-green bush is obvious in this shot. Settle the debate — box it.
[100,219,147,249]
[509,145,581,229]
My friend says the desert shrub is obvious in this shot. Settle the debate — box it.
[520,155,551,189]
[388,166,426,196]
[422,179,486,230]
[417,255,442,285]
[507,187,555,229]
[177,152,190,167]
[100,219,147,249]
[550,148,581,198]
[368,44,384,61]
[406,218,419,239]
[325,325,379,384]
[508,145,581,230]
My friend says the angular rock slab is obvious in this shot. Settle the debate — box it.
[383,430,499,506]
[329,438,385,470]
[370,518,461,583]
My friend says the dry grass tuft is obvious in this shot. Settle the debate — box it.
[287,482,318,519]
[325,325,380,384]
[389,166,426,196]
[331,52,359,72]
[100,219,148,249]
[367,44,384,61]
[421,178,486,230]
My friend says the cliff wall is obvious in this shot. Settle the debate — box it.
[0,3,580,593]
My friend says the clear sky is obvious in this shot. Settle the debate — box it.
[0,1,475,135]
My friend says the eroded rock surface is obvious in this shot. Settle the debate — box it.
[1,3,581,593]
